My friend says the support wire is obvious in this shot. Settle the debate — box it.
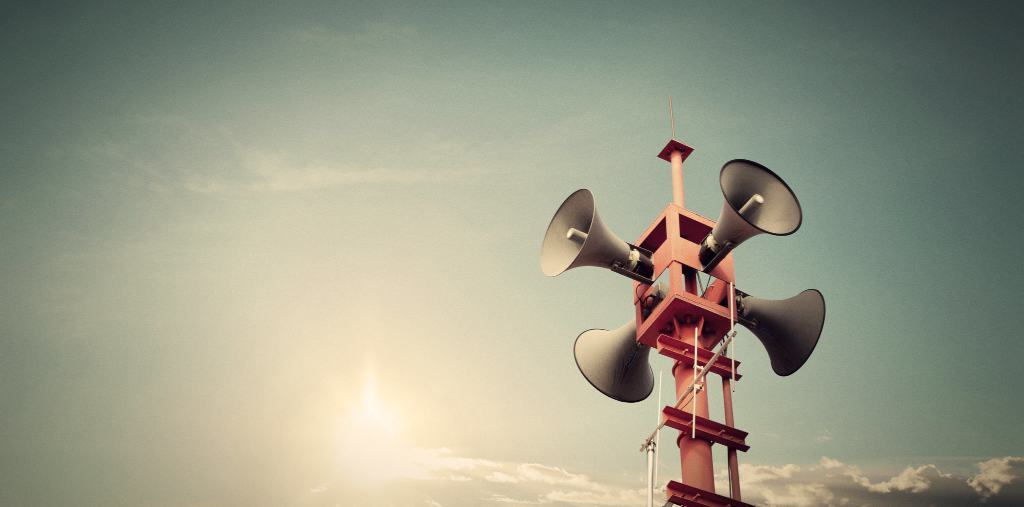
[730,281,736,392]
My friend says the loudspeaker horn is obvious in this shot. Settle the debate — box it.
[574,283,669,403]
[541,189,654,284]
[736,289,826,376]
[699,160,803,272]
[575,319,653,402]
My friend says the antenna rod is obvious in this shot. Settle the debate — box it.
[669,95,676,140]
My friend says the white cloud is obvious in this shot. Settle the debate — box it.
[543,488,646,506]
[741,463,802,483]
[759,482,834,507]
[739,463,830,507]
[406,447,497,474]
[487,495,544,504]
[328,447,1024,507]
[486,472,520,483]
[516,463,604,490]
[869,465,948,493]
[736,456,1024,506]
[384,455,649,506]
[968,456,1024,501]
[816,456,948,493]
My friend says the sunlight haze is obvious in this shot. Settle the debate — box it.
[1,1,1022,506]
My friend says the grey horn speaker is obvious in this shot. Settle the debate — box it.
[736,289,826,377]
[541,189,654,283]
[574,319,654,403]
[699,160,803,272]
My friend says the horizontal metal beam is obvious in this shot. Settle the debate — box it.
[665,481,755,507]
[663,406,749,452]
[656,334,742,380]
[640,331,735,451]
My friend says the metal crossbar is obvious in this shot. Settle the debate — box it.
[639,329,737,451]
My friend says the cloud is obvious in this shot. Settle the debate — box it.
[406,447,497,474]
[486,472,520,483]
[968,457,1024,501]
[334,449,650,506]
[543,488,646,506]
[483,484,644,506]
[487,495,544,504]
[515,464,603,490]
[742,463,802,483]
[738,456,1024,507]
[759,482,834,507]
[817,456,948,493]
[739,463,833,507]
[328,447,1024,507]
[870,465,948,493]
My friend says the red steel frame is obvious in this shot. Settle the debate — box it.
[634,140,753,507]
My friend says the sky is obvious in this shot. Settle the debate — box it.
[1,1,1022,506]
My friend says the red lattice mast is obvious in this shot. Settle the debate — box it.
[633,139,752,507]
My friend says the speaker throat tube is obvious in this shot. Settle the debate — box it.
[698,234,720,266]
[629,249,655,280]
[566,227,589,245]
[613,248,655,281]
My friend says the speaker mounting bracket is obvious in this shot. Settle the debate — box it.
[611,243,656,285]
[700,241,733,274]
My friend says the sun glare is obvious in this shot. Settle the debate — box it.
[337,374,408,484]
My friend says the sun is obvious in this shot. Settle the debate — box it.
[336,374,408,484]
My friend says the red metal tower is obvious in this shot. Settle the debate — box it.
[634,139,753,507]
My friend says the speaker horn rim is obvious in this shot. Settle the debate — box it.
[739,288,826,377]
[778,288,826,377]
[720,159,804,237]
[539,188,596,277]
[573,327,654,403]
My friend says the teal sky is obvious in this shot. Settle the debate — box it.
[2,1,1022,506]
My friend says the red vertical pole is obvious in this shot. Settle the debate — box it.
[672,315,714,493]
[671,150,685,207]
[656,138,735,502]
